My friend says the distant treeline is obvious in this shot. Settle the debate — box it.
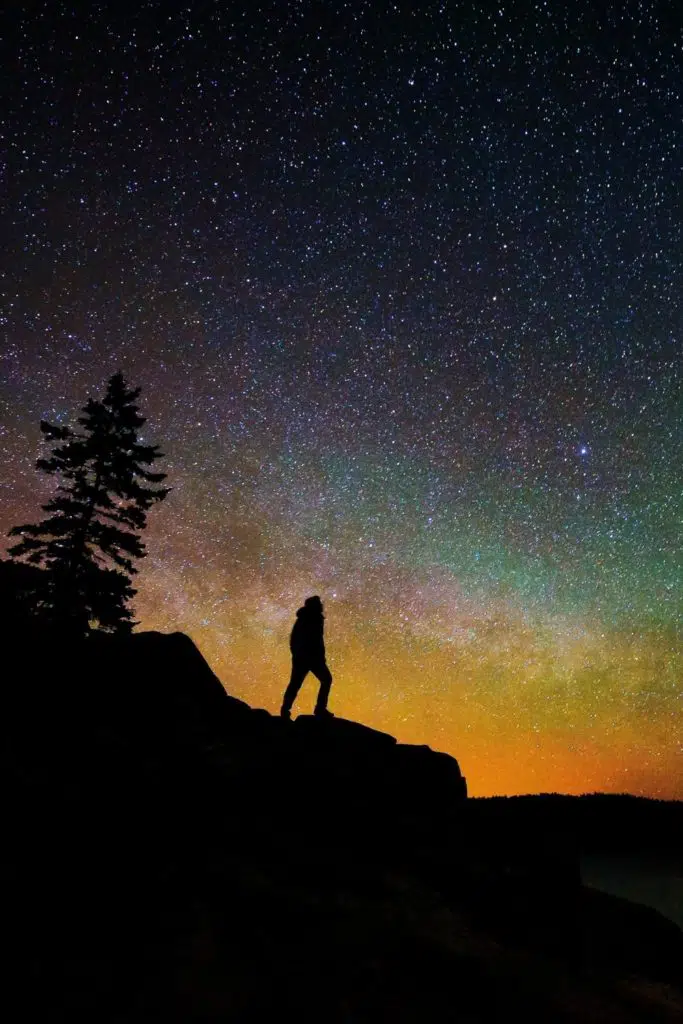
[468,793,682,856]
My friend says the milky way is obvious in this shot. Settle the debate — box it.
[1,2,680,796]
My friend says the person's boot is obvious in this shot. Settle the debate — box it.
[280,707,291,720]
[314,706,334,719]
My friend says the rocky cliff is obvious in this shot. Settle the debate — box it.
[1,628,681,1022]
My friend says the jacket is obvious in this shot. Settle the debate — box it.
[290,605,326,662]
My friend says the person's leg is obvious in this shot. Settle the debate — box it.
[312,663,333,715]
[281,660,308,717]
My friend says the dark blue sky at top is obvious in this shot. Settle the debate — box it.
[4,1,679,346]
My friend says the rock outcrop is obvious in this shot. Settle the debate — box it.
[0,627,681,1023]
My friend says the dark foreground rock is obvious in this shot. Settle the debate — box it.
[1,628,681,1022]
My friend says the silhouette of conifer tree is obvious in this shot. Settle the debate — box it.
[8,373,169,635]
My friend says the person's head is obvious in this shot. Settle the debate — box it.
[304,595,323,614]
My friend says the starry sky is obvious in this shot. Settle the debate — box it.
[1,2,681,797]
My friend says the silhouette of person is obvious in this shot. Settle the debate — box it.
[280,595,333,719]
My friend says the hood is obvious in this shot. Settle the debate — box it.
[296,605,323,620]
